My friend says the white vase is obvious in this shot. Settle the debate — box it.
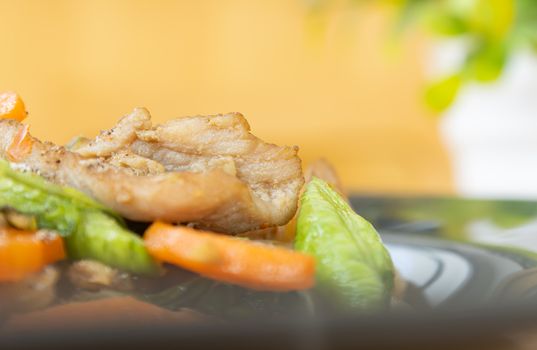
[431,43,537,199]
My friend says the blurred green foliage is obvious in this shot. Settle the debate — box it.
[309,0,537,112]
[400,0,516,111]
[351,196,537,240]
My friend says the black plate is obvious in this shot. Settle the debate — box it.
[4,195,537,350]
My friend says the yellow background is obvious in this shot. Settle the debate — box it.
[0,0,452,194]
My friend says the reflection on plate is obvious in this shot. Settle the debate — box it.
[382,232,537,308]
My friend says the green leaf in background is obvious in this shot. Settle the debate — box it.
[424,74,462,112]
[392,0,429,33]
[306,0,531,111]
[349,196,537,245]
[425,12,468,37]
[470,0,514,40]
[465,41,507,82]
[422,0,472,37]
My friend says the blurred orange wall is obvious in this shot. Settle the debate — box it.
[0,0,453,194]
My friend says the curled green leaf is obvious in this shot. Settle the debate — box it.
[295,178,394,310]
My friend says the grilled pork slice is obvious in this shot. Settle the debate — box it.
[241,158,348,242]
[0,110,304,234]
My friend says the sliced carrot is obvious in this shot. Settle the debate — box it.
[0,92,27,122]
[0,228,65,282]
[144,222,315,291]
[7,124,33,162]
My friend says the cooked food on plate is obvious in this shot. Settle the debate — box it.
[0,108,303,233]
[0,92,395,329]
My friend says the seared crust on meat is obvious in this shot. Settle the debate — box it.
[0,110,304,233]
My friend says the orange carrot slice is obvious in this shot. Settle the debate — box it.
[7,124,33,162]
[0,91,27,122]
[0,228,65,282]
[144,222,315,291]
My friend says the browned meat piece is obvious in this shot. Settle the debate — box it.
[76,109,304,211]
[392,269,408,301]
[0,109,303,233]
[75,107,152,157]
[305,158,347,199]
[68,260,133,292]
[108,150,166,176]
[0,266,60,313]
[242,158,347,242]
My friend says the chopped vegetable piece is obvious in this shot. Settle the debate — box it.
[144,222,315,291]
[0,228,65,282]
[0,92,27,122]
[66,211,160,276]
[0,159,116,235]
[4,209,37,231]
[67,260,133,292]
[295,178,394,309]
[0,159,160,276]
[6,124,33,162]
